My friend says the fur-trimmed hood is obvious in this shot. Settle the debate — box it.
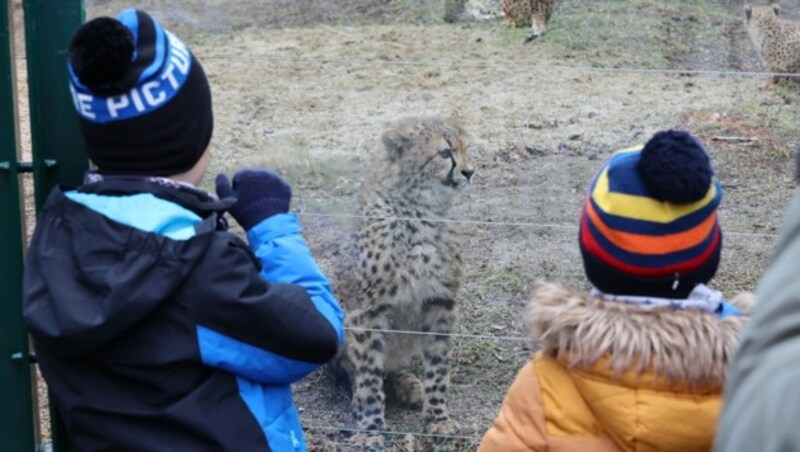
[527,282,755,385]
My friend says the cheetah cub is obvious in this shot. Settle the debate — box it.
[331,116,475,448]
[744,4,800,85]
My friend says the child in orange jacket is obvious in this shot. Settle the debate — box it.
[480,130,753,452]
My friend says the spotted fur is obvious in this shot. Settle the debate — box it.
[744,4,800,85]
[501,0,555,41]
[329,116,475,449]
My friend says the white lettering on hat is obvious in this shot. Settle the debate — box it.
[106,80,169,118]
[141,81,166,107]
[161,63,179,89]
[76,93,95,119]
[106,95,130,119]
[170,49,190,75]
[106,66,179,118]
[70,84,96,120]
[129,88,145,112]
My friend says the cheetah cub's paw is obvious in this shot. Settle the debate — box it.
[350,432,385,451]
[389,370,423,409]
[424,418,459,436]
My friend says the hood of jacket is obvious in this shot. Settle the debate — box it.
[528,282,754,450]
[528,281,754,384]
[23,185,222,357]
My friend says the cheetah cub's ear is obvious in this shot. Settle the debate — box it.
[382,128,412,162]
[772,3,780,16]
[744,5,752,20]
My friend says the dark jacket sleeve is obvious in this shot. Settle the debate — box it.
[716,189,800,451]
[190,214,343,384]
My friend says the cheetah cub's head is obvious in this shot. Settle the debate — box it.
[380,116,476,192]
[744,4,780,44]
[744,4,780,49]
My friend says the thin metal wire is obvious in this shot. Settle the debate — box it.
[304,424,478,441]
[207,53,800,79]
[297,211,781,238]
[299,211,578,230]
[15,50,800,80]
[346,326,531,342]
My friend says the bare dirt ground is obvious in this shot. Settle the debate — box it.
[14,0,800,450]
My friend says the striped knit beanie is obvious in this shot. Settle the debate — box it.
[67,9,213,176]
[579,130,723,299]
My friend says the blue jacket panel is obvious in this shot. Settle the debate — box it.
[248,213,345,348]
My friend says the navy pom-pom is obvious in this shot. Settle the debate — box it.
[638,130,713,204]
[69,17,134,86]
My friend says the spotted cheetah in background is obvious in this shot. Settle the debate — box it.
[744,4,800,85]
[329,116,475,449]
[501,0,555,42]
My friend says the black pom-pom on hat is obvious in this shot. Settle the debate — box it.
[69,17,134,86]
[637,130,713,204]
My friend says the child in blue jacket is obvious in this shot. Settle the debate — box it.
[23,9,343,451]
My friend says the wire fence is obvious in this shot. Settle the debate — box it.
[345,326,532,342]
[13,42,800,81]
[202,53,800,80]
[204,45,787,248]
[305,424,479,442]
[211,30,780,452]
[297,208,767,446]
[295,208,773,347]
[297,211,781,239]
[253,49,784,449]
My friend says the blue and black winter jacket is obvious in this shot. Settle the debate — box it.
[23,178,344,451]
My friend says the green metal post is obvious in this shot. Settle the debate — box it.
[23,0,87,210]
[0,1,36,451]
[23,1,87,451]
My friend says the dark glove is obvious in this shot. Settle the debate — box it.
[215,169,292,230]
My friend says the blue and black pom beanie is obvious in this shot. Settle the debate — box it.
[68,9,213,176]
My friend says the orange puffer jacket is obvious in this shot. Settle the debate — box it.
[480,282,754,452]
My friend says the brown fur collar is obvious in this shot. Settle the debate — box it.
[527,282,755,384]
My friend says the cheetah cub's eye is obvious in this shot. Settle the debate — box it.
[438,148,453,159]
